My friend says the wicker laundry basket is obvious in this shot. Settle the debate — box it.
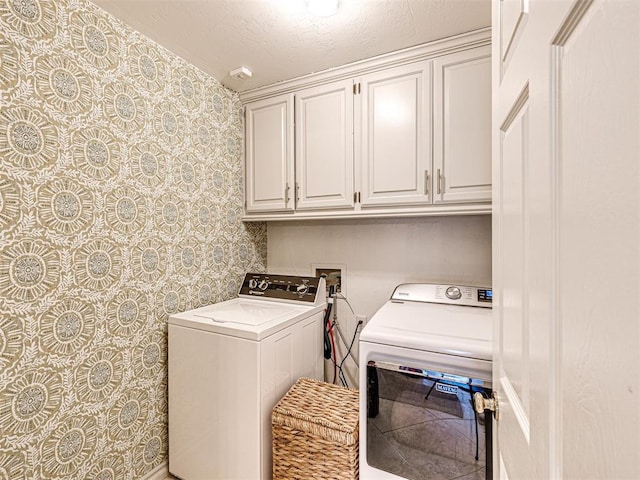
[272,377,359,480]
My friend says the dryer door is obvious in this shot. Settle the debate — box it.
[364,358,492,480]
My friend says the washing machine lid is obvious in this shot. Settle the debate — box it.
[360,298,492,361]
[169,298,323,341]
[192,300,299,326]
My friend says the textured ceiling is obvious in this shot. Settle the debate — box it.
[93,0,491,92]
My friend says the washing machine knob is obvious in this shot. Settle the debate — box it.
[249,278,258,289]
[258,279,269,291]
[445,286,462,300]
[296,284,309,295]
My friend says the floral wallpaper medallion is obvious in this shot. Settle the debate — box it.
[0,106,58,170]
[130,142,166,187]
[191,199,214,233]
[153,101,182,144]
[0,369,63,435]
[72,127,121,180]
[104,83,145,133]
[132,238,166,284]
[35,55,93,116]
[0,0,267,477]
[133,425,166,478]
[134,333,166,379]
[39,299,96,356]
[37,178,95,235]
[74,239,122,291]
[193,119,213,152]
[129,43,165,91]
[0,239,61,303]
[40,415,97,478]
[105,187,147,235]
[107,290,148,339]
[76,348,124,403]
[69,10,120,69]
[0,0,57,39]
[154,198,183,234]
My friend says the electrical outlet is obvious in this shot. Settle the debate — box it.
[356,315,367,331]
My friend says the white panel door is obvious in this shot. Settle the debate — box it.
[433,46,492,204]
[493,0,639,478]
[359,61,431,207]
[295,80,354,210]
[245,93,294,212]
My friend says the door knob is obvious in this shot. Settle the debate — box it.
[473,391,499,420]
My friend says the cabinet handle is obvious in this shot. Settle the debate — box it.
[437,169,442,195]
[424,170,429,195]
[284,183,290,205]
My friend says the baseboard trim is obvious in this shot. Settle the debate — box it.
[141,462,169,480]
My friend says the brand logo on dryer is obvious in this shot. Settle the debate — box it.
[435,383,458,395]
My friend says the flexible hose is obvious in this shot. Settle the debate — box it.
[323,285,335,359]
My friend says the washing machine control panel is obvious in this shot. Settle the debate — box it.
[239,273,324,304]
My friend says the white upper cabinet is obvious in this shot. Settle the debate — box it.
[359,61,432,207]
[295,80,355,210]
[241,28,491,220]
[433,46,492,204]
[245,94,294,212]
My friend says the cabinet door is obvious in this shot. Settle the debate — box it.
[359,61,431,207]
[433,46,491,204]
[245,94,294,212]
[295,80,354,210]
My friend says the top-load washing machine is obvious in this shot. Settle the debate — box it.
[359,283,493,480]
[168,273,326,480]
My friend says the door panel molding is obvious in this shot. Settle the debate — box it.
[500,0,529,77]
[500,375,530,443]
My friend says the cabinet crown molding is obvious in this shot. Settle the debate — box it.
[239,27,490,103]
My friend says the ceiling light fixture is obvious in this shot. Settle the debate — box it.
[305,0,340,17]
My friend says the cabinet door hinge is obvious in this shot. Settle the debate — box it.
[353,82,361,95]
[353,191,361,203]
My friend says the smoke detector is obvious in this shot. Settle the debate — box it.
[230,67,252,80]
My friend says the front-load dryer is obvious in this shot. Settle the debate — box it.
[168,273,326,480]
[359,283,493,480]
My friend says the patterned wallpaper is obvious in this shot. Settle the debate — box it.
[0,0,267,478]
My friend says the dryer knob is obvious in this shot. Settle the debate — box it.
[445,286,462,300]
[248,279,258,289]
[296,284,309,295]
[258,279,269,291]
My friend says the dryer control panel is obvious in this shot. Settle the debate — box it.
[239,273,325,305]
[391,283,492,308]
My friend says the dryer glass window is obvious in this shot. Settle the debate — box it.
[366,361,492,479]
